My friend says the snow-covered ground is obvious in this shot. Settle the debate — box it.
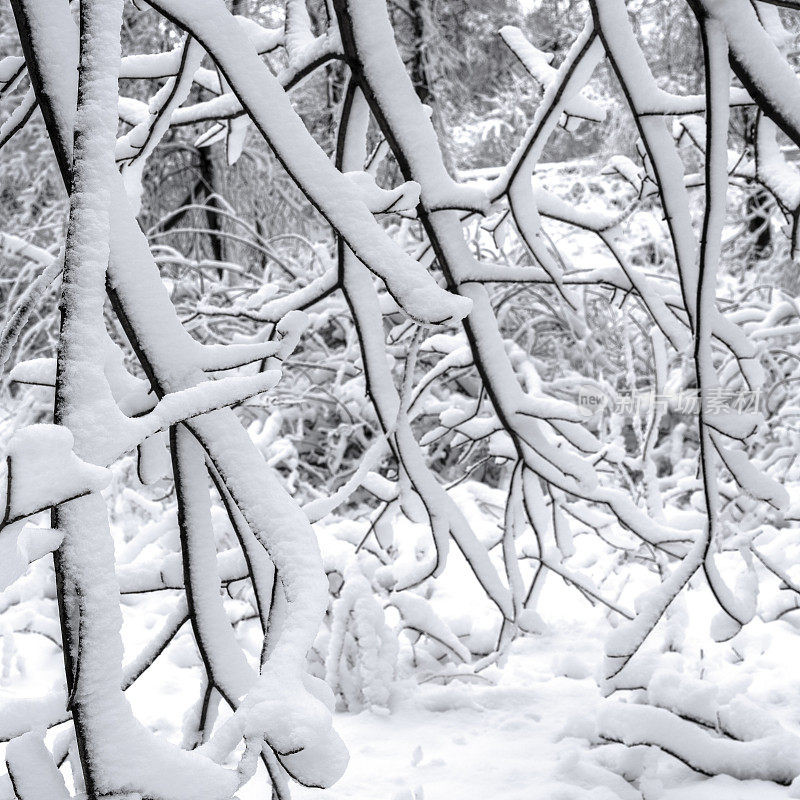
[137,543,800,800]
[4,500,800,800]
[4,478,800,800]
[298,615,796,800]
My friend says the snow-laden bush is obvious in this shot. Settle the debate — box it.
[324,557,398,712]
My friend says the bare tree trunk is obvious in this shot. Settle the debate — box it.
[197,145,225,269]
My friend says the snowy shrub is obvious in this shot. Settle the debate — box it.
[324,558,397,712]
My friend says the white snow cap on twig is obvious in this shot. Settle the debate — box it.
[1,424,111,525]
[499,25,605,125]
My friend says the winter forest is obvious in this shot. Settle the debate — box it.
[7,0,800,799]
